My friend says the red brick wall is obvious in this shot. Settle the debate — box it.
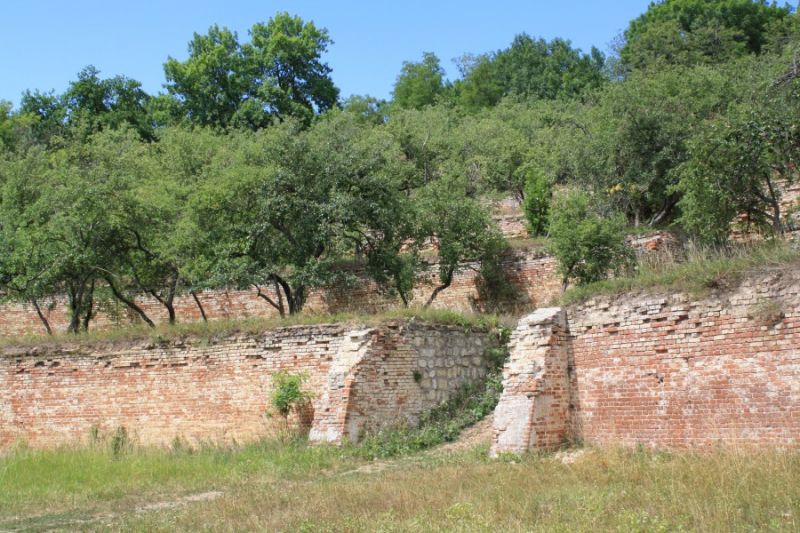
[568,268,800,448]
[494,266,800,452]
[1,321,491,449]
[0,246,561,337]
[0,325,345,449]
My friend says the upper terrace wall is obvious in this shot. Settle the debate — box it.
[0,246,561,337]
[0,320,492,449]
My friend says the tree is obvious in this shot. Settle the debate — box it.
[548,191,631,289]
[417,177,504,307]
[455,34,606,108]
[164,13,339,129]
[621,0,794,70]
[193,112,411,315]
[341,95,388,125]
[0,129,147,333]
[18,89,68,145]
[391,52,447,109]
[676,57,800,242]
[64,66,153,140]
[564,64,732,227]
[244,13,339,122]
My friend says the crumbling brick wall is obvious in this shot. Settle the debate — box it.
[336,322,490,443]
[1,320,491,449]
[0,246,559,337]
[490,308,571,456]
[492,267,800,453]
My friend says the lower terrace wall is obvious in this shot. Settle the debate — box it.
[492,266,800,453]
[0,320,492,449]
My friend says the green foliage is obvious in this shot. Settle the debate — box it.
[621,0,793,70]
[522,167,551,236]
[548,191,631,288]
[676,55,800,242]
[270,371,313,418]
[2,7,800,332]
[164,13,338,129]
[455,34,607,108]
[391,52,447,109]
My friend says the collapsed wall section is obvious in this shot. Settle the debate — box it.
[333,321,490,443]
[1,321,492,449]
[490,308,571,456]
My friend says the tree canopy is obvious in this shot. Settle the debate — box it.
[2,4,800,331]
[164,12,338,128]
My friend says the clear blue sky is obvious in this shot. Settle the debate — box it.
[1,0,653,108]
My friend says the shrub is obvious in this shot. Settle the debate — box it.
[110,426,130,458]
[270,371,313,418]
[522,167,552,236]
[548,190,632,289]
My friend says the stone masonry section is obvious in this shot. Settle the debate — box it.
[0,320,491,449]
[491,266,800,453]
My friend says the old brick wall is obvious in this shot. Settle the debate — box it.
[492,266,800,453]
[0,245,561,337]
[568,267,800,448]
[339,322,490,443]
[490,308,571,456]
[1,320,491,449]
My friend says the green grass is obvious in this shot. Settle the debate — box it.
[560,240,800,306]
[0,307,509,351]
[0,439,360,521]
[1,442,797,532]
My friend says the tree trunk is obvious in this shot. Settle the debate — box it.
[82,279,95,332]
[256,284,286,318]
[191,291,208,322]
[104,276,156,328]
[30,299,52,336]
[424,266,454,308]
[67,283,85,334]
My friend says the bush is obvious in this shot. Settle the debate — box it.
[548,190,631,289]
[522,167,552,236]
[270,372,313,418]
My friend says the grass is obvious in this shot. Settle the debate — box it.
[0,306,509,351]
[560,240,800,306]
[0,441,797,531]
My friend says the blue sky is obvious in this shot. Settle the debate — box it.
[1,0,653,108]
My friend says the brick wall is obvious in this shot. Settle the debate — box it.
[490,308,571,456]
[339,322,490,443]
[492,266,800,453]
[0,245,561,337]
[0,320,491,449]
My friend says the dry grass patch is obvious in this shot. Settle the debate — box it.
[4,443,796,532]
[0,307,509,351]
[560,240,800,306]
